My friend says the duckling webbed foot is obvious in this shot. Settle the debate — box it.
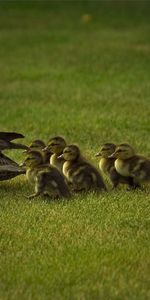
[126,177,142,190]
[73,187,85,193]
[25,192,42,199]
[111,182,119,190]
[126,184,143,191]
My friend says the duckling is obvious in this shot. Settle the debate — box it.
[0,131,28,181]
[110,143,150,187]
[60,145,106,193]
[44,136,67,172]
[25,139,52,163]
[21,149,71,199]
[95,143,135,189]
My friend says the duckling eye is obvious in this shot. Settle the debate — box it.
[64,150,70,154]
[116,149,122,153]
[26,157,32,161]
[102,148,108,151]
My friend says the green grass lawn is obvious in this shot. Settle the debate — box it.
[0,1,150,299]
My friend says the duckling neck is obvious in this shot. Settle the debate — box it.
[43,151,51,163]
[62,160,74,179]
[26,167,37,183]
[26,164,46,183]
[62,155,82,177]
[99,157,114,174]
[115,159,130,177]
[50,153,64,172]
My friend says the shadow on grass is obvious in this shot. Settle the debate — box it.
[0,176,149,206]
[0,176,30,198]
[0,177,75,205]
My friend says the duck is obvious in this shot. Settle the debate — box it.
[44,136,67,172]
[21,149,71,199]
[59,144,107,193]
[109,143,150,187]
[95,143,135,189]
[24,139,52,163]
[0,131,28,181]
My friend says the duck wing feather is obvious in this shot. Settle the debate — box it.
[0,132,24,141]
[0,153,25,180]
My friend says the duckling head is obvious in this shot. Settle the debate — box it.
[110,144,135,159]
[45,136,66,155]
[62,145,80,161]
[23,139,46,154]
[29,140,46,149]
[22,150,45,168]
[95,143,116,158]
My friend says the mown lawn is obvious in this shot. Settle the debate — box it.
[0,1,150,299]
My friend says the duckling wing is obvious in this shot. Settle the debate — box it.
[36,167,70,198]
[86,165,107,191]
[70,162,106,191]
[131,158,150,181]
[0,132,24,141]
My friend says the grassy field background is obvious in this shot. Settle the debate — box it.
[0,1,150,299]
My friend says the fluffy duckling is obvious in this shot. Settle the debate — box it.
[25,139,52,163]
[60,145,106,193]
[110,143,150,186]
[95,143,135,189]
[0,131,28,181]
[21,149,70,199]
[44,136,67,172]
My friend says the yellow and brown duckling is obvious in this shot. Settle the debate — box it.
[59,144,106,193]
[95,143,135,189]
[44,136,67,172]
[25,139,52,163]
[110,143,150,187]
[0,131,28,181]
[21,149,71,199]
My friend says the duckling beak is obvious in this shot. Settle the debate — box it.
[58,154,64,159]
[19,162,26,167]
[43,146,49,151]
[108,152,116,158]
[95,152,101,157]
[42,148,52,155]
[22,149,30,154]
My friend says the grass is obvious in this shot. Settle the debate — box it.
[0,1,150,299]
